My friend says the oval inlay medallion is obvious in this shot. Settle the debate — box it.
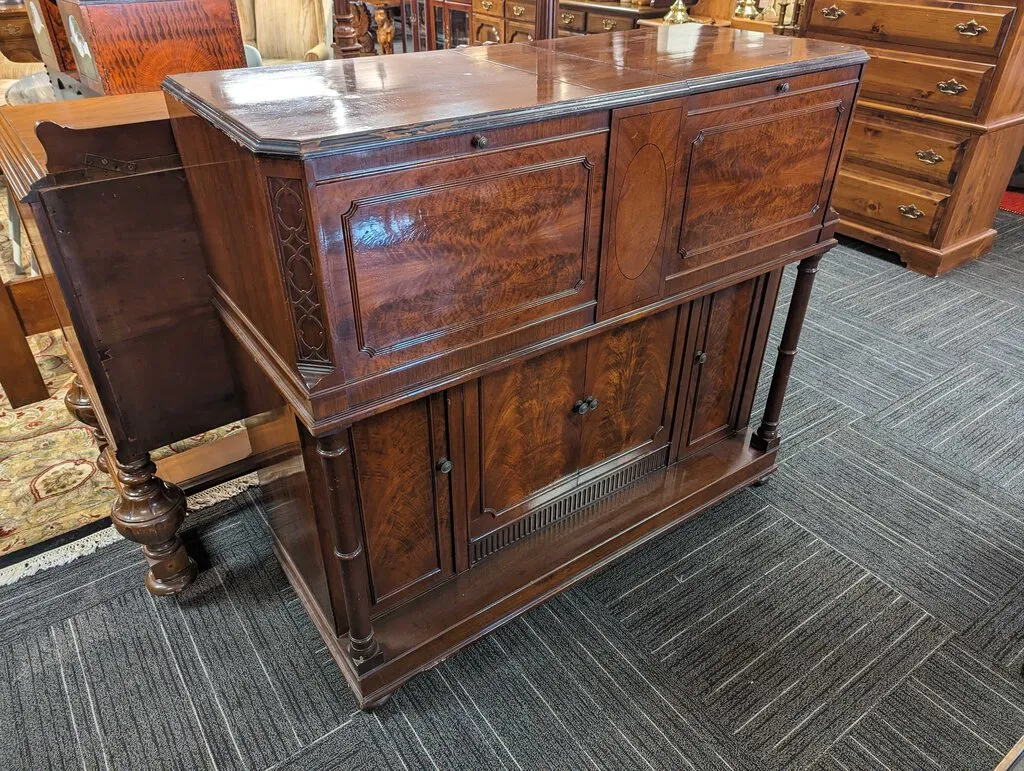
[615,143,667,280]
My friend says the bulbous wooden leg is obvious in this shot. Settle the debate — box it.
[63,376,109,474]
[111,453,197,596]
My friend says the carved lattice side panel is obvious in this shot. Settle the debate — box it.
[267,177,332,379]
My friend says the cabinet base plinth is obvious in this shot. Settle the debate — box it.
[274,428,775,710]
[838,219,997,277]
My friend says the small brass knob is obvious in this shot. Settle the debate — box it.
[696,351,708,365]
[512,4,524,15]
[471,134,488,149]
[585,396,599,411]
[437,458,453,474]
[602,18,617,30]
[572,399,590,415]
[560,11,575,23]
[776,82,790,93]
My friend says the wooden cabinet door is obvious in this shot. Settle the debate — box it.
[579,308,679,470]
[462,342,588,542]
[350,394,454,613]
[674,274,778,461]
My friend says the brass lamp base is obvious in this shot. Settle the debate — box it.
[664,0,698,22]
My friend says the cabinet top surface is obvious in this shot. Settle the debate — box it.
[163,27,866,157]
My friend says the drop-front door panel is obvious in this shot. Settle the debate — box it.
[313,129,607,381]
[667,80,857,294]
[350,394,454,613]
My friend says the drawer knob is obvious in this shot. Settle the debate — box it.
[572,399,590,415]
[915,149,944,165]
[512,4,525,15]
[955,19,988,36]
[585,396,599,411]
[437,458,453,474]
[482,0,493,9]
[937,78,968,96]
[898,204,925,219]
[776,82,790,94]
[560,11,575,23]
[602,18,617,30]
[820,5,846,20]
[471,133,489,149]
[695,351,708,365]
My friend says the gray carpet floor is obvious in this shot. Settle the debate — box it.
[3,212,1024,771]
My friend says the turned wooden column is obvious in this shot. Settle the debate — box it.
[316,432,384,673]
[751,253,822,452]
[535,0,557,39]
[333,0,362,58]
[63,376,109,474]
[111,453,198,595]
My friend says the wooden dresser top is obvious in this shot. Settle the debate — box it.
[163,26,866,157]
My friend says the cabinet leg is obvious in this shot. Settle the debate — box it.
[111,453,198,596]
[63,376,110,474]
[317,432,384,674]
[751,254,822,452]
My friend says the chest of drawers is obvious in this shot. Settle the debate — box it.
[165,27,865,708]
[801,0,1024,274]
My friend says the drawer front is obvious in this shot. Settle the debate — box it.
[558,7,585,31]
[473,0,499,15]
[473,14,504,44]
[843,111,972,188]
[833,167,949,239]
[808,0,1015,58]
[860,48,995,119]
[313,126,607,381]
[504,0,534,22]
[586,12,626,33]
[505,19,534,43]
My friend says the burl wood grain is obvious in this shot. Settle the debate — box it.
[579,308,677,469]
[599,99,684,317]
[476,341,587,520]
[351,397,453,609]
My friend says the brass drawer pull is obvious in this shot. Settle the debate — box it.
[560,11,575,23]
[602,18,617,30]
[820,5,845,19]
[898,204,925,219]
[955,19,988,36]
[481,0,493,9]
[512,4,525,15]
[937,78,968,96]
[915,149,944,165]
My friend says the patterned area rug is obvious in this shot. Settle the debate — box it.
[0,180,246,560]
[1,218,1023,770]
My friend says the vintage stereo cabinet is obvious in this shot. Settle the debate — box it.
[165,27,867,708]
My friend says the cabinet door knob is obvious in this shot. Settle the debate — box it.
[572,399,590,415]
[955,19,987,36]
[776,82,790,94]
[437,458,453,474]
[471,134,489,149]
[820,4,845,19]
[898,204,925,219]
[696,351,708,365]
[585,396,599,411]
[937,78,968,96]
[915,149,944,165]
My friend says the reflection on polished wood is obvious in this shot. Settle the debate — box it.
[166,28,865,707]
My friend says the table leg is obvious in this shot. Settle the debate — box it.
[0,279,47,407]
[751,253,822,452]
[64,375,109,474]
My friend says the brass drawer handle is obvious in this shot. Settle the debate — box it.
[602,18,617,29]
[915,149,944,165]
[820,5,845,19]
[481,0,493,9]
[512,4,525,15]
[937,78,968,96]
[560,11,575,23]
[955,19,988,36]
[898,204,925,219]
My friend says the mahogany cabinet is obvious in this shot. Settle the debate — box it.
[164,27,866,708]
[427,0,470,48]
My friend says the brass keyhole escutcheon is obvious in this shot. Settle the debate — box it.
[437,458,453,474]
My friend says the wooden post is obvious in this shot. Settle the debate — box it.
[333,0,362,57]
[64,375,109,473]
[317,431,384,673]
[751,253,821,452]
[535,0,557,39]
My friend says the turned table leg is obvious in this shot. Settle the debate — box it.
[64,376,109,474]
[111,453,197,596]
[751,254,822,452]
[317,432,384,674]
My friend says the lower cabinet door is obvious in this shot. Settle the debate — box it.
[464,341,588,541]
[349,394,455,613]
[578,307,679,470]
[674,274,778,460]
